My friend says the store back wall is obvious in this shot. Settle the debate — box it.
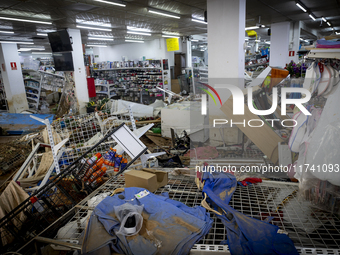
[92,38,182,67]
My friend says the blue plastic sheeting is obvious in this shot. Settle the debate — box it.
[0,113,54,134]
[202,172,299,255]
[82,187,213,255]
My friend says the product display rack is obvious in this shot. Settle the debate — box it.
[23,70,42,110]
[39,71,65,92]
[0,71,8,111]
[92,65,165,104]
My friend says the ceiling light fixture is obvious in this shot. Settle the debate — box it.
[88,37,114,41]
[127,31,151,36]
[162,31,180,35]
[148,9,180,19]
[327,21,331,26]
[76,19,111,28]
[336,32,340,35]
[125,39,144,43]
[32,52,52,54]
[18,48,31,52]
[0,41,33,44]
[86,44,107,47]
[88,34,114,38]
[161,35,179,38]
[296,2,307,12]
[37,33,48,36]
[93,0,126,7]
[309,14,316,21]
[76,25,111,31]
[245,26,260,30]
[0,16,52,25]
[0,30,14,34]
[191,18,207,24]
[265,41,271,44]
[322,17,327,22]
[191,39,199,42]
[127,26,151,32]
[19,47,44,51]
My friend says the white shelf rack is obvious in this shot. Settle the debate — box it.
[23,69,42,110]
[306,48,340,59]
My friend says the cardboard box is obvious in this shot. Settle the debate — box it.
[124,168,168,192]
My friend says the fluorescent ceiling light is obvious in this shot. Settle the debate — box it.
[88,37,114,41]
[0,41,33,44]
[148,10,180,19]
[18,48,31,52]
[127,26,151,32]
[88,34,113,38]
[93,0,126,7]
[87,44,107,47]
[255,40,260,42]
[76,19,111,28]
[162,31,180,35]
[32,52,52,54]
[296,3,307,12]
[327,21,331,26]
[191,18,207,24]
[76,25,111,31]
[309,14,316,21]
[162,35,179,38]
[336,32,340,35]
[127,31,151,36]
[265,41,270,44]
[37,33,48,36]
[0,16,51,25]
[0,30,14,34]
[191,39,199,42]
[245,26,259,30]
[322,17,327,22]
[125,39,144,43]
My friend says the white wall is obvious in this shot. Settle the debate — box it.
[92,38,181,67]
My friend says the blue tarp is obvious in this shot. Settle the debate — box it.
[202,172,299,255]
[0,113,54,134]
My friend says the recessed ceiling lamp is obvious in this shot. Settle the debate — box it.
[322,17,327,22]
[37,33,48,36]
[88,34,114,38]
[127,31,151,36]
[336,32,340,35]
[88,37,114,41]
[86,44,107,47]
[32,52,52,54]
[327,21,331,26]
[162,31,180,36]
[76,25,111,31]
[191,18,207,24]
[191,39,199,42]
[0,41,34,44]
[245,26,260,30]
[127,26,151,32]
[19,47,44,51]
[76,19,111,28]
[125,39,144,43]
[18,48,31,51]
[309,14,316,21]
[296,2,307,12]
[0,16,51,24]
[265,41,270,44]
[162,35,179,38]
[148,9,180,19]
[0,30,14,34]
[93,0,126,7]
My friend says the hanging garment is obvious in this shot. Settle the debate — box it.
[82,187,212,255]
[202,172,298,255]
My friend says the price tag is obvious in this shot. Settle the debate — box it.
[135,190,150,199]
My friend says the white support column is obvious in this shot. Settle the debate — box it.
[186,40,192,68]
[269,22,290,68]
[0,43,28,113]
[289,21,301,63]
[207,0,245,146]
[67,29,89,114]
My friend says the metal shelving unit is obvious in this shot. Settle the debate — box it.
[22,70,42,110]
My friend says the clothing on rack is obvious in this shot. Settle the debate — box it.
[202,172,299,255]
[81,187,213,255]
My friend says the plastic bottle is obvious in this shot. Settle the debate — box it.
[120,158,128,171]
[114,155,123,173]
[90,176,105,188]
[79,153,102,178]
[83,157,104,181]
[30,197,44,213]
[86,166,107,185]
[103,148,116,166]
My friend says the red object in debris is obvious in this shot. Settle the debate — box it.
[87,78,96,98]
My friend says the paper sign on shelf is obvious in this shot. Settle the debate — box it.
[166,38,179,51]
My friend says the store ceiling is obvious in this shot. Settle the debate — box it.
[0,0,338,51]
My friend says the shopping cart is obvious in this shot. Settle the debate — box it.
[0,123,147,253]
